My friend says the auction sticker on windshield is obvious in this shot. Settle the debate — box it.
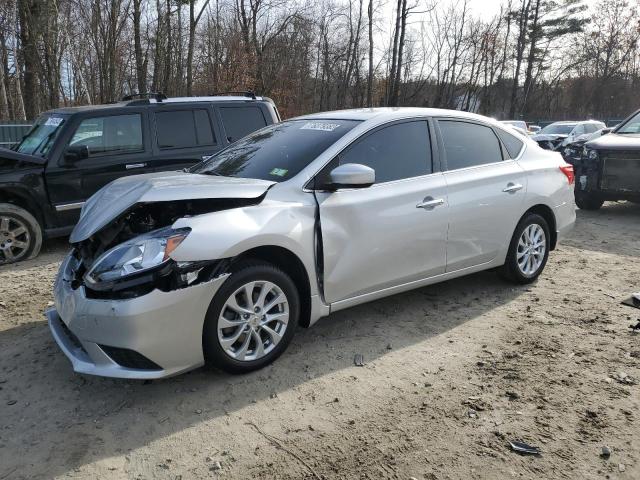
[45,117,64,127]
[300,122,340,131]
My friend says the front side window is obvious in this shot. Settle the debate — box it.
[69,114,143,155]
[617,112,640,134]
[539,123,576,135]
[336,121,431,183]
[155,109,215,149]
[220,106,268,142]
[439,120,502,170]
[191,119,360,182]
[16,114,68,156]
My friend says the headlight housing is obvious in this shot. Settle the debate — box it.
[85,227,190,286]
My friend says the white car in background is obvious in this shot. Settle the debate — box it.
[47,108,576,379]
[532,120,606,150]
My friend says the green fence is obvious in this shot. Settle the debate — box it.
[0,122,32,148]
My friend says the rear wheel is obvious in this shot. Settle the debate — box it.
[499,213,550,284]
[203,260,299,374]
[0,203,42,265]
[575,191,604,210]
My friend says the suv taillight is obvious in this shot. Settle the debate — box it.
[560,165,574,185]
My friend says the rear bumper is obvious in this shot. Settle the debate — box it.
[553,193,576,245]
[48,253,229,379]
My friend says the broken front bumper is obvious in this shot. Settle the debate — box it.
[48,253,229,379]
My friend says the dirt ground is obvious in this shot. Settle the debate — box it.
[1,202,639,480]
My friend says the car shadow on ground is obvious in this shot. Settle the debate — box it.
[0,268,526,479]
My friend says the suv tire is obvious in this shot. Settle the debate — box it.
[0,203,42,265]
[575,191,604,210]
[203,260,299,374]
[499,213,550,284]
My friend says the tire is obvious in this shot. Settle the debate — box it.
[0,203,42,265]
[575,191,604,210]
[499,213,550,284]
[203,260,299,374]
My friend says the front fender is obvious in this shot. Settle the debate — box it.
[169,200,319,295]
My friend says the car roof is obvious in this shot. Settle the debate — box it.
[292,107,501,124]
[44,96,269,116]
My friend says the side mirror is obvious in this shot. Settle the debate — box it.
[600,127,612,135]
[328,163,375,190]
[62,145,89,165]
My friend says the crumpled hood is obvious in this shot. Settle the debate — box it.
[0,147,46,170]
[586,133,640,151]
[70,171,275,243]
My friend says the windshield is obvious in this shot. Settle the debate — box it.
[16,114,68,156]
[539,123,575,135]
[190,119,361,181]
[617,112,640,134]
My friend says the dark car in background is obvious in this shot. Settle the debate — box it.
[0,93,280,264]
[576,109,640,210]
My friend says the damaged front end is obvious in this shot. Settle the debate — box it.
[69,198,259,299]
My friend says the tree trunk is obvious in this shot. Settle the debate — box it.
[133,0,146,93]
[366,0,373,107]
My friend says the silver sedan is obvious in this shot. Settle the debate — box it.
[47,108,576,379]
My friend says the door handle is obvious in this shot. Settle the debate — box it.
[416,197,445,210]
[126,163,147,170]
[502,183,523,193]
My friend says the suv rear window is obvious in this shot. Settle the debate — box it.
[155,109,215,149]
[220,106,267,142]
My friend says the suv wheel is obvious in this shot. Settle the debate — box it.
[499,213,550,284]
[575,191,604,210]
[0,203,42,265]
[203,260,299,374]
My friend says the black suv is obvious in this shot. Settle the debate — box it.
[0,93,280,264]
[577,109,640,210]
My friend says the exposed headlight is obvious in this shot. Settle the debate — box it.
[588,149,599,160]
[563,147,572,156]
[85,227,190,285]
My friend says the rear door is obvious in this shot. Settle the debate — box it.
[316,119,449,304]
[45,111,152,224]
[436,119,526,272]
[150,106,222,172]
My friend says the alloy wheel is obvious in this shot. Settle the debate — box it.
[217,281,289,361]
[0,216,31,264]
[516,223,546,276]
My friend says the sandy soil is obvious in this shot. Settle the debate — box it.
[1,202,639,480]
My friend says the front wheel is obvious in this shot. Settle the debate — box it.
[575,191,604,210]
[203,260,299,374]
[499,213,550,284]
[0,203,42,265]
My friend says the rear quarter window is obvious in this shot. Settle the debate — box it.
[220,106,267,143]
[495,128,524,158]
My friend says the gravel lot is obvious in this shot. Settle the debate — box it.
[1,202,639,480]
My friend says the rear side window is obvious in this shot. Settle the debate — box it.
[69,114,143,155]
[439,120,502,170]
[338,121,431,183]
[220,106,267,142]
[495,128,524,158]
[155,109,215,149]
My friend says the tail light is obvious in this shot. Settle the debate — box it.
[559,165,574,185]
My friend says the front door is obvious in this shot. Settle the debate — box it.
[315,119,449,304]
[45,111,152,226]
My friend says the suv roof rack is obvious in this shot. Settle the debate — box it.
[209,91,257,100]
[122,92,167,102]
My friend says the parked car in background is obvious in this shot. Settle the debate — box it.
[501,120,528,132]
[561,126,613,164]
[47,108,576,379]
[532,120,606,151]
[575,109,640,210]
[528,125,541,134]
[0,93,280,264]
